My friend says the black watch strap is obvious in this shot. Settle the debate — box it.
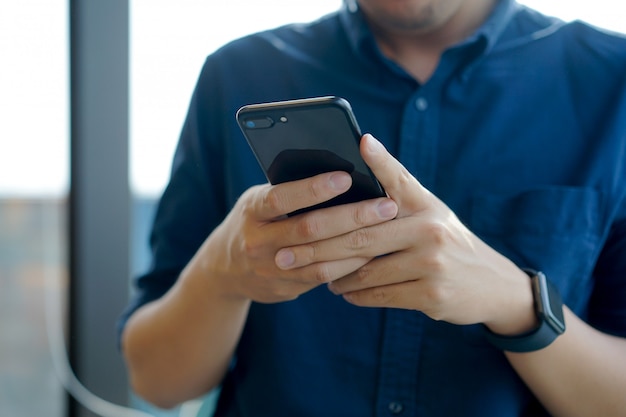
[483,269,566,353]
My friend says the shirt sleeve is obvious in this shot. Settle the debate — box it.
[116,58,228,345]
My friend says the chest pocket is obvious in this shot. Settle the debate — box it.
[469,186,604,312]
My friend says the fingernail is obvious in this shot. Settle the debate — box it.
[377,199,397,219]
[329,172,351,190]
[275,249,295,269]
[365,134,384,153]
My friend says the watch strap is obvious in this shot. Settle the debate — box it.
[483,315,560,353]
[482,269,565,353]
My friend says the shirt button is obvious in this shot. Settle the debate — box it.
[415,97,428,111]
[388,401,404,414]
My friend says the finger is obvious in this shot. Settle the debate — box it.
[275,214,418,271]
[340,280,423,310]
[289,256,372,286]
[271,197,398,262]
[327,250,421,295]
[360,134,434,214]
[252,171,353,221]
[327,212,465,295]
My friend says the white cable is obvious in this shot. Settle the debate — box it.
[43,209,155,417]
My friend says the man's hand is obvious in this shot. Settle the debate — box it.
[278,134,537,335]
[199,169,398,304]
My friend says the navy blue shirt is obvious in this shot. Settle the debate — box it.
[120,1,626,416]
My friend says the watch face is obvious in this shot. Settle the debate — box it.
[534,272,566,334]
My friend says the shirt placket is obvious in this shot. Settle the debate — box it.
[374,310,425,417]
[397,85,440,189]
[374,83,440,417]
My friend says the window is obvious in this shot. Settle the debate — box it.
[0,1,69,416]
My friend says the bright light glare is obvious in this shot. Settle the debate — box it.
[520,0,626,33]
[0,1,69,197]
[130,0,343,197]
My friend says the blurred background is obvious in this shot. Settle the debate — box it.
[1,1,623,417]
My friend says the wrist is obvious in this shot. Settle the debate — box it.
[483,268,537,336]
[483,269,566,353]
[182,242,252,306]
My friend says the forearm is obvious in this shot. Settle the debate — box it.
[506,308,626,417]
[122,252,251,409]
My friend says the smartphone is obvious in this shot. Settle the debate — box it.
[236,96,385,215]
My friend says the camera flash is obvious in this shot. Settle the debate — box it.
[280,116,288,123]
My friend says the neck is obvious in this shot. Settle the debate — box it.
[365,0,497,82]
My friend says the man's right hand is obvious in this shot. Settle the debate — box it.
[123,170,398,408]
[198,170,398,303]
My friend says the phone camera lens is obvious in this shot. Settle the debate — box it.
[244,117,274,129]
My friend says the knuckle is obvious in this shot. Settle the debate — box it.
[371,286,392,305]
[422,282,451,308]
[422,252,446,274]
[346,228,372,250]
[239,195,258,220]
[424,221,449,247]
[424,285,445,304]
[305,243,319,263]
[355,263,373,285]
[397,168,414,188]
[351,205,370,227]
[308,177,324,199]
[312,264,333,284]
[345,291,362,305]
[295,216,321,240]
[263,188,285,213]
[241,236,263,259]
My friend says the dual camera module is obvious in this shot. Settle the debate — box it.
[244,115,288,129]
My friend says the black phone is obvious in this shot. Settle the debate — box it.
[236,96,385,215]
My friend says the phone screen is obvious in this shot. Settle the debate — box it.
[237,96,385,214]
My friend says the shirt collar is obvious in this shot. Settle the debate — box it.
[339,0,520,61]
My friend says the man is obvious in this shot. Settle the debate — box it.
[119,0,626,415]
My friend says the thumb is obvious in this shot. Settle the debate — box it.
[360,134,434,215]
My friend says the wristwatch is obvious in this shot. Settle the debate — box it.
[483,269,566,353]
